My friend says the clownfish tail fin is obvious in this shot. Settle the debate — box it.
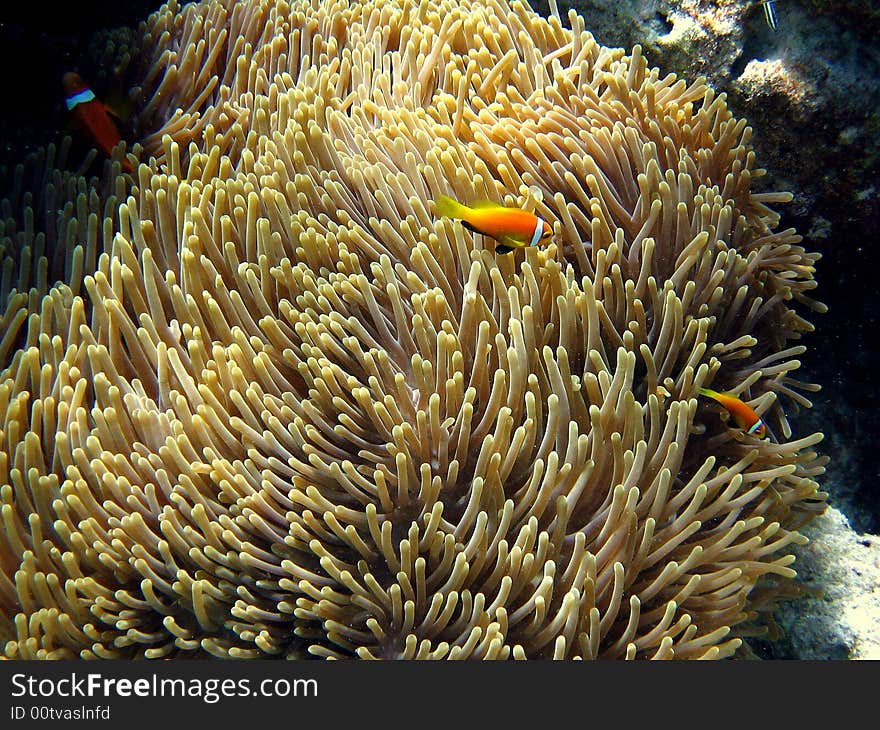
[434,194,468,220]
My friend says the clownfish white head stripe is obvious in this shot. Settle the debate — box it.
[747,419,765,435]
[529,217,546,247]
[65,88,96,110]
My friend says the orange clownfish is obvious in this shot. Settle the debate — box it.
[434,195,553,254]
[62,72,133,173]
[699,387,766,438]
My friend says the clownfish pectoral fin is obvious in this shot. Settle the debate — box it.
[104,88,133,120]
[103,103,122,121]
[496,235,523,253]
[103,104,127,132]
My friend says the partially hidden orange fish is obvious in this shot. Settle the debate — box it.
[699,387,766,438]
[62,72,133,173]
[435,195,553,254]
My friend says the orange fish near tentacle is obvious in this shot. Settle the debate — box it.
[62,72,133,173]
[434,194,553,254]
[699,387,766,438]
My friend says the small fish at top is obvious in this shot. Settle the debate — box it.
[698,387,767,438]
[757,0,778,30]
[62,72,133,173]
[434,194,553,254]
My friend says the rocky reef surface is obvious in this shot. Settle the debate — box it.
[763,505,880,659]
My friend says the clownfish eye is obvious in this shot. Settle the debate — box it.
[540,227,553,241]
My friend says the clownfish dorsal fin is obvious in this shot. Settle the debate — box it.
[471,199,508,210]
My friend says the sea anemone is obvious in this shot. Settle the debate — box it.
[0,0,825,659]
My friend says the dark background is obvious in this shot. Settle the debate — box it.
[1,0,877,530]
